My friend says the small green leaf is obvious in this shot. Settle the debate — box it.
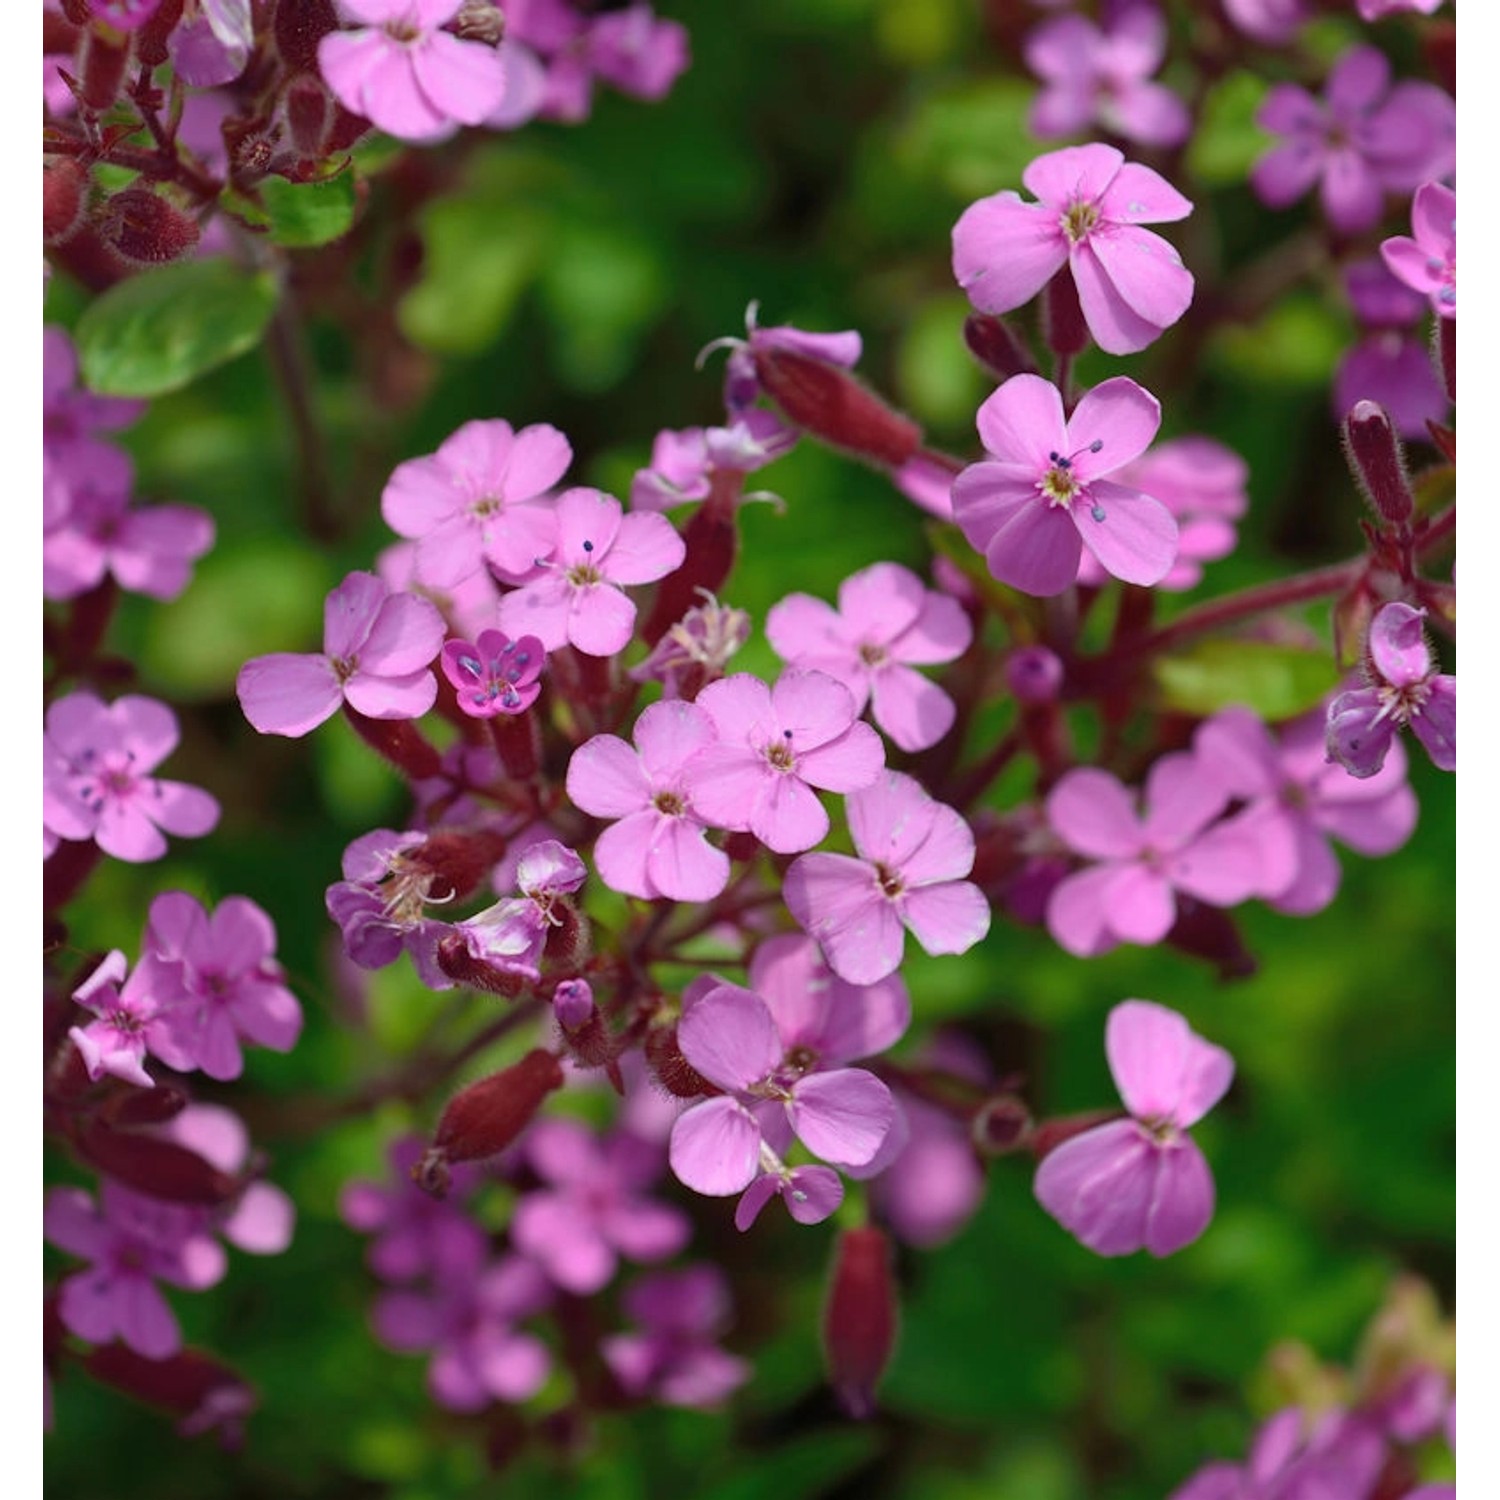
[76,257,279,397]
[1187,71,1271,186]
[260,172,357,248]
[1153,639,1339,720]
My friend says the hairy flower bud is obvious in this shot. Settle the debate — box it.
[417,1049,565,1196]
[822,1226,898,1420]
[644,1022,713,1098]
[963,312,1038,383]
[341,705,443,780]
[284,74,332,157]
[410,829,508,905]
[1344,400,1415,533]
[44,159,89,245]
[434,934,531,996]
[751,345,921,468]
[75,1120,242,1206]
[97,188,201,265]
[78,24,130,110]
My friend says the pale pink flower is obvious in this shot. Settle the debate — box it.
[43,485,214,602]
[1381,181,1456,319]
[683,669,885,854]
[766,562,973,752]
[237,571,446,737]
[784,770,990,985]
[497,488,685,656]
[567,699,731,901]
[952,143,1194,355]
[951,374,1177,596]
[1035,1000,1233,1256]
[67,950,178,1088]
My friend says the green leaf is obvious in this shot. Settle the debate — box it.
[260,172,357,248]
[1187,71,1271,186]
[1153,639,1339,719]
[1211,293,1349,388]
[76,257,279,397]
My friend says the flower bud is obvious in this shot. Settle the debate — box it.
[1344,400,1415,532]
[418,1049,565,1196]
[454,0,505,44]
[101,1082,189,1127]
[543,898,591,969]
[97,188,201,266]
[284,74,332,158]
[644,1022,712,1098]
[971,1093,1032,1155]
[1043,269,1089,357]
[273,0,338,72]
[822,1226,898,1420]
[434,933,532,997]
[342,705,443,780]
[410,829,508,905]
[82,1343,253,1445]
[75,1120,242,1205]
[78,24,130,110]
[1004,645,1064,706]
[751,345,922,468]
[963,312,1038,383]
[640,484,741,647]
[44,159,89,245]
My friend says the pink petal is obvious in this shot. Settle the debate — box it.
[766,592,853,670]
[1100,863,1176,945]
[322,572,389,659]
[513,1194,614,1293]
[1145,1137,1216,1256]
[1022,143,1125,209]
[781,1166,844,1224]
[1411,676,1456,771]
[695,672,774,745]
[556,487,622,563]
[788,1069,893,1167]
[1097,161,1193,223]
[605,510,686,585]
[771,668,858,751]
[870,663,956,752]
[646,818,731,902]
[1070,241,1180,355]
[750,771,829,854]
[669,1097,763,1196]
[357,592,446,677]
[1024,14,1101,83]
[237,653,343,736]
[784,853,906,985]
[1073,482,1179,587]
[1045,864,1125,957]
[343,665,438,720]
[1068,378,1162,481]
[951,195,1069,315]
[974,373,1068,470]
[676,984,781,1092]
[837,561,926,643]
[1047,768,1143,858]
[795,720,885,794]
[892,589,972,665]
[845,770,938,868]
[733,1174,781,1231]
[633,698,719,783]
[358,43,453,142]
[899,797,978,888]
[981,492,1083,597]
[410,31,508,126]
[1165,820,1266,906]
[1109,81,1191,149]
[680,745,767,833]
[1106,999,1234,1128]
[567,581,637,658]
[1368,602,1433,688]
[151,780,221,839]
[567,734,649,818]
[900,880,991,958]
[1033,1117,1154,1255]
[1143,751,1231,847]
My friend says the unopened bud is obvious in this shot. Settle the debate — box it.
[419,1049,565,1195]
[963,312,1038,383]
[434,933,531,996]
[971,1094,1032,1155]
[78,25,130,111]
[411,829,508,904]
[1344,400,1414,532]
[640,484,741,647]
[44,159,89,245]
[751,345,922,468]
[1043,269,1089,357]
[102,1082,188,1127]
[1166,897,1257,981]
[1004,645,1064,705]
[97,188,201,265]
[285,74,332,157]
[645,1022,712,1098]
[552,978,594,1030]
[133,0,184,67]
[76,1120,242,1205]
[822,1226,898,1420]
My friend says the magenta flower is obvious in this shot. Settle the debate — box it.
[537,2,690,123]
[67,950,179,1088]
[44,1181,227,1358]
[511,1121,690,1293]
[140,892,304,1082]
[373,1256,553,1412]
[602,1266,750,1409]
[497,487,685,656]
[43,484,215,603]
[381,419,569,589]
[706,303,863,416]
[567,698,731,902]
[1381,182,1456,319]
[951,374,1177,597]
[1327,603,1455,777]
[1251,44,1455,235]
[1221,0,1310,44]
[630,411,795,512]
[43,692,220,863]
[237,571,446,737]
[317,0,510,145]
[1356,0,1442,17]
[1035,1000,1233,1257]
[1077,437,1248,593]
[783,771,991,986]
[448,840,587,981]
[683,669,885,854]
[1335,259,1450,437]
[1169,1406,1388,1500]
[1044,754,1264,957]
[169,0,253,86]
[628,592,751,699]
[43,326,142,530]
[324,828,453,985]
[1195,705,1417,916]
[667,980,895,1210]
[1024,4,1190,149]
[952,143,1194,355]
[766,562,973,753]
[440,630,545,717]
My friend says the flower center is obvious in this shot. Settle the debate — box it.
[107,1006,143,1035]
[1062,198,1101,244]
[765,729,796,772]
[566,539,601,588]
[653,789,686,817]
[858,641,889,669]
[1377,677,1433,726]
[874,860,905,900]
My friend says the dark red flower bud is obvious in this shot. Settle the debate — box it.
[640,475,742,647]
[74,1120,243,1206]
[1435,316,1455,405]
[488,706,541,778]
[411,829,508,904]
[273,0,338,72]
[78,25,130,111]
[751,346,922,468]
[101,1082,189,1126]
[822,1226,898,1420]
[1166,897,1258,981]
[434,935,532,997]
[971,1093,1032,1155]
[97,188,201,266]
[62,0,93,24]
[543,899,591,970]
[1043,268,1090,358]
[418,1049,565,1194]
[82,1344,254,1446]
[134,0,184,67]
[1344,400,1415,533]
[644,1022,712,1098]
[44,10,83,52]
[44,158,89,245]
[284,74,332,158]
[963,312,1038,383]
[342,705,444,780]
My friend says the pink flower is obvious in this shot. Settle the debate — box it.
[783,770,991,985]
[139,892,304,1082]
[1044,754,1264,957]
[317,0,510,144]
[510,1121,690,1293]
[43,692,220,863]
[1381,182,1456,320]
[440,630,545,717]
[683,669,885,854]
[67,950,179,1088]
[1168,1406,1388,1500]
[497,488,685,656]
[237,571,446,737]
[1034,1000,1233,1256]
[567,699,731,901]
[325,828,452,984]
[1356,0,1442,17]
[1024,4,1190,149]
[1251,44,1455,235]
[169,0,253,87]
[1327,603,1455,777]
[628,592,751,699]
[1221,0,1310,44]
[43,484,214,603]
[667,980,895,1213]
[951,373,1177,596]
[629,411,795,512]
[766,562,973,753]
[447,839,587,980]
[43,326,143,530]
[1076,437,1247,593]
[1195,704,1417,915]
[952,143,1194,355]
[381,419,569,589]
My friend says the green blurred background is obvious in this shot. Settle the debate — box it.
[45,1,1454,1496]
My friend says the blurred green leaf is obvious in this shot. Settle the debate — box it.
[1153,638,1339,719]
[76,257,279,396]
[1211,295,1348,387]
[1188,72,1271,186]
[261,172,358,248]
[699,1429,881,1500]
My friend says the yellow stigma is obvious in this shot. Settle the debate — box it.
[1062,199,1100,244]
[1040,466,1079,506]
